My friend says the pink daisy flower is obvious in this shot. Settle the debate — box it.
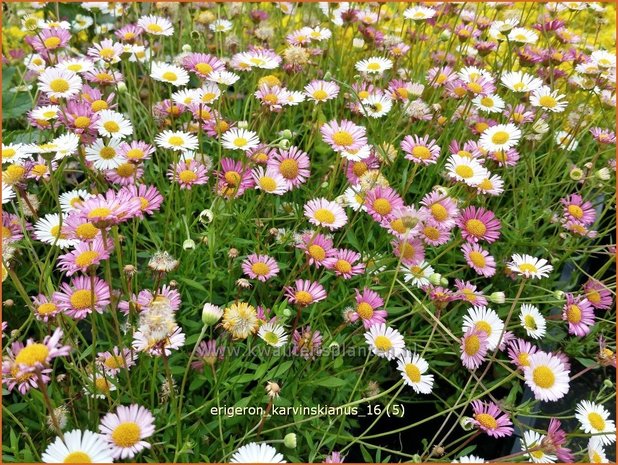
[426,65,457,88]
[191,339,224,372]
[97,347,137,375]
[545,418,574,463]
[57,238,112,276]
[382,205,428,239]
[454,279,488,307]
[255,85,289,111]
[63,213,101,243]
[54,275,111,319]
[461,243,496,277]
[31,294,61,322]
[401,135,441,165]
[29,28,71,54]
[392,237,425,266]
[562,293,595,336]
[60,101,100,140]
[420,190,459,230]
[76,190,141,226]
[132,326,185,356]
[419,223,451,246]
[284,279,327,307]
[457,206,501,243]
[470,400,514,438]
[118,286,181,316]
[118,140,155,162]
[590,127,616,145]
[304,80,340,103]
[267,146,310,189]
[460,328,489,370]
[320,120,367,153]
[99,404,155,460]
[507,338,539,370]
[2,212,25,243]
[583,279,613,310]
[304,198,347,230]
[364,186,404,222]
[181,52,225,78]
[560,193,596,226]
[292,326,323,359]
[325,248,365,279]
[216,158,254,199]
[118,184,164,218]
[344,155,380,184]
[168,159,209,189]
[349,288,387,329]
[2,328,70,394]
[296,231,336,267]
[242,254,280,282]
[487,148,520,167]
[115,24,143,42]
[105,162,144,186]
[87,39,124,63]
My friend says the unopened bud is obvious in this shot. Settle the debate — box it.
[428,273,442,286]
[228,248,238,258]
[595,167,611,180]
[123,264,136,277]
[117,82,127,94]
[569,167,584,181]
[182,44,192,53]
[352,38,365,48]
[283,433,297,449]
[603,379,614,389]
[202,303,223,326]
[279,139,290,149]
[3,299,14,307]
[183,238,196,250]
[489,292,505,304]
[553,290,565,300]
[280,129,293,140]
[282,308,292,318]
[237,120,249,129]
[440,277,449,287]
[199,209,214,224]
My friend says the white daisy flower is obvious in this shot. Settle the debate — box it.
[403,6,436,20]
[500,71,543,93]
[59,189,94,213]
[85,138,124,170]
[137,15,174,36]
[30,105,61,122]
[479,124,521,152]
[452,455,487,463]
[96,110,133,139]
[306,26,331,41]
[555,131,579,151]
[591,50,616,69]
[575,400,616,446]
[523,351,570,402]
[155,130,199,152]
[221,128,260,152]
[38,68,82,99]
[397,350,434,394]
[150,62,190,87]
[364,323,405,360]
[519,304,546,339]
[340,144,372,162]
[462,306,505,350]
[361,94,393,118]
[530,86,568,113]
[2,143,32,165]
[403,261,434,288]
[207,70,240,86]
[34,213,78,249]
[257,322,288,347]
[52,133,81,160]
[445,154,489,187]
[355,57,393,74]
[508,27,539,44]
[472,94,505,113]
[508,254,553,279]
[172,88,203,106]
[42,429,114,463]
[342,185,367,212]
[284,90,306,106]
[230,442,286,463]
[588,437,609,463]
[55,58,95,74]
[457,66,493,84]
[521,430,557,463]
[2,182,16,204]
[210,19,233,33]
[25,53,47,73]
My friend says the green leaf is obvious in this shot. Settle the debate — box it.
[359,444,373,462]
[2,93,33,120]
[310,377,347,388]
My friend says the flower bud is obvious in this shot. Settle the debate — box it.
[439,30,452,41]
[279,139,290,149]
[460,416,475,431]
[489,292,505,304]
[595,167,611,180]
[202,303,223,326]
[428,273,442,286]
[199,209,214,224]
[238,120,249,129]
[280,129,293,140]
[553,290,565,300]
[282,308,293,318]
[603,378,614,389]
[183,239,196,250]
[117,82,127,94]
[352,38,365,48]
[569,166,584,181]
[283,433,297,449]
[182,44,192,53]
[440,277,449,287]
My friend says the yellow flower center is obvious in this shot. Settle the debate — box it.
[95,376,111,392]
[390,219,407,234]
[396,87,408,98]
[367,62,381,71]
[103,121,120,133]
[312,89,328,100]
[334,259,352,274]
[70,289,95,309]
[88,207,112,220]
[513,82,525,91]
[162,71,178,81]
[308,244,326,261]
[67,64,82,72]
[566,304,582,324]
[263,93,278,105]
[126,148,145,160]
[99,146,116,160]
[475,320,492,335]
[49,79,70,93]
[356,302,374,319]
[591,451,603,463]
[15,343,50,366]
[518,352,530,366]
[372,198,392,216]
[202,92,217,103]
[518,263,538,274]
[464,334,480,355]
[147,23,163,33]
[524,314,537,330]
[50,225,64,239]
[430,203,448,221]
[478,178,493,191]
[352,161,367,177]
[3,148,16,158]
[539,95,557,108]
[455,165,474,178]
[75,223,99,240]
[111,422,141,448]
[5,164,26,184]
[225,171,241,186]
[258,176,277,192]
[466,219,487,237]
[412,146,431,159]
[104,355,124,369]
[91,99,108,111]
[491,131,509,145]
[63,451,92,463]
[295,290,314,306]
[233,137,248,147]
[116,163,136,178]
[195,63,213,75]
[99,48,115,59]
[374,335,393,351]
[475,413,498,430]
[467,82,483,94]
[75,250,100,268]
[314,208,335,224]
[532,365,555,388]
[567,204,583,219]
[480,97,494,107]
[251,262,270,276]
[586,289,601,305]
[279,159,299,179]
[405,363,421,382]
[179,170,197,183]
[32,164,48,177]
[74,116,91,128]
[588,412,606,431]
[332,131,353,147]
[468,251,486,268]
[95,72,113,82]
[44,36,62,49]
[421,225,439,241]
[399,242,416,260]
[168,136,184,147]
